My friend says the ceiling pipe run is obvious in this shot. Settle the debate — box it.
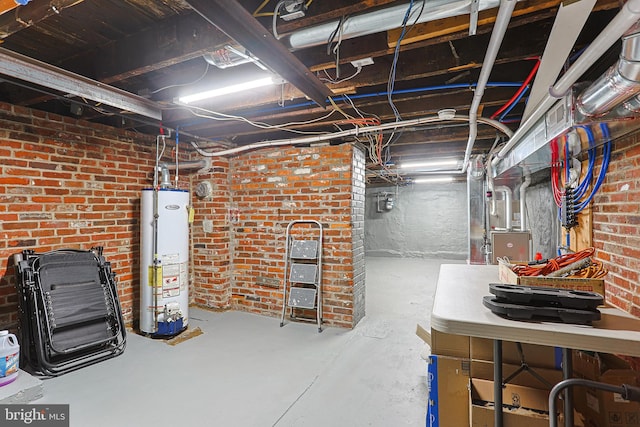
[493,0,640,168]
[463,0,516,173]
[190,114,513,157]
[577,23,640,117]
[285,0,500,50]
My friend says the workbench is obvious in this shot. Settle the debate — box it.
[431,264,640,426]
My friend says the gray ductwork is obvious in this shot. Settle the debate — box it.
[576,23,640,117]
[493,0,640,171]
[285,0,499,50]
[492,0,640,178]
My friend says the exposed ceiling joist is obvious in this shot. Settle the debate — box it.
[0,0,85,39]
[184,0,333,107]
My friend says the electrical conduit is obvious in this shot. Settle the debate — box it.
[463,0,517,173]
[190,114,513,157]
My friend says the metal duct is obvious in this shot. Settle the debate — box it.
[577,23,640,117]
[285,0,500,50]
[494,185,512,231]
[493,0,640,170]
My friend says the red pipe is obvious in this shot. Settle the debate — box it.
[490,58,541,120]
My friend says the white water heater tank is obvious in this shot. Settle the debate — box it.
[140,189,190,336]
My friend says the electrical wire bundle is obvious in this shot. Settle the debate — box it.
[551,123,612,231]
[511,247,607,279]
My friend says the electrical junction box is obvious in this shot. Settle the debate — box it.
[281,0,305,20]
[491,231,531,264]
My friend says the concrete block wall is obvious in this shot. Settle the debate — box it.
[593,132,640,317]
[226,144,363,328]
[351,147,366,325]
[0,103,158,328]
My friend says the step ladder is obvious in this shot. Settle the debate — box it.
[280,220,323,332]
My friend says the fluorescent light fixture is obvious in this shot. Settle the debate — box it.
[178,76,276,104]
[413,176,454,184]
[400,159,460,169]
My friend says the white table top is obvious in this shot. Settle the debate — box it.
[431,264,640,357]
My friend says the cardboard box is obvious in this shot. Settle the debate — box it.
[471,377,556,412]
[417,324,470,359]
[497,263,604,295]
[471,337,562,370]
[471,403,551,427]
[427,355,470,427]
[471,404,585,427]
[471,359,563,389]
[572,351,640,427]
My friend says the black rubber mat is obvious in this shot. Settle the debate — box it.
[483,296,601,325]
[488,283,603,310]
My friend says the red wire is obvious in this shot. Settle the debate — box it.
[512,248,595,276]
[551,138,564,207]
[490,58,541,120]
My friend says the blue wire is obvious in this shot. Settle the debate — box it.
[178,82,525,128]
[573,126,596,200]
[575,123,611,212]
[498,85,530,122]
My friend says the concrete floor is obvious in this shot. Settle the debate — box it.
[32,257,460,427]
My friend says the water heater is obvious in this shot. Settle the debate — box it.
[140,188,189,336]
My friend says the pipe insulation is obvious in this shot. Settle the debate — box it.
[493,0,640,167]
[285,0,500,50]
[190,114,513,157]
[577,22,640,116]
[463,0,516,172]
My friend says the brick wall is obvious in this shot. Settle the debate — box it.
[190,159,232,309]
[224,143,364,328]
[0,102,160,329]
[593,132,640,317]
[0,101,366,332]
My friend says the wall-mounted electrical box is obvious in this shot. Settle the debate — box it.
[491,231,531,264]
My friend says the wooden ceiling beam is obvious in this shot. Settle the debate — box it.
[0,0,85,39]
[386,0,620,47]
[297,7,558,72]
[387,0,564,47]
[276,0,398,32]
[185,0,332,107]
